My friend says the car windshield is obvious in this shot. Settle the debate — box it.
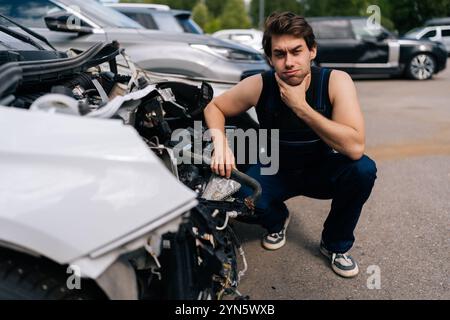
[350,19,393,39]
[404,27,422,38]
[309,19,354,39]
[58,0,144,29]
[151,11,183,33]
[176,15,203,34]
[0,28,40,50]
[0,0,63,28]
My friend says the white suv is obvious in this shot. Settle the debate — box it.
[405,25,450,55]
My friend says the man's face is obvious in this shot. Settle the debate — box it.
[268,34,317,86]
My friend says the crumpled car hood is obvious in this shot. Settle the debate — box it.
[0,106,197,263]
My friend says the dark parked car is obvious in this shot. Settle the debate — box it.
[307,17,448,80]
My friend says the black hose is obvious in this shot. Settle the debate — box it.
[84,44,121,69]
[0,42,120,92]
[20,42,105,74]
[229,169,262,211]
[15,42,104,68]
[0,43,107,87]
[62,72,95,90]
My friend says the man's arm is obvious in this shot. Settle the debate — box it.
[278,70,365,160]
[203,74,262,176]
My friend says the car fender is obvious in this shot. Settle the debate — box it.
[0,106,197,265]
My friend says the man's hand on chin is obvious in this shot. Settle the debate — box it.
[275,72,312,118]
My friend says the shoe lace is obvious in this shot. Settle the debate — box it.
[268,233,279,239]
[268,231,283,239]
[332,252,351,264]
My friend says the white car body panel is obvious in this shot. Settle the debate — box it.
[0,106,197,264]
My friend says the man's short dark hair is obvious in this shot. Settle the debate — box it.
[262,12,317,57]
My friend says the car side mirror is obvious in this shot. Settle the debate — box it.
[376,31,390,41]
[44,12,93,35]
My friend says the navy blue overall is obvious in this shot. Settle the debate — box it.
[237,66,377,253]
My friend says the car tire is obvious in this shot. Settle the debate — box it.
[406,53,436,80]
[0,248,107,300]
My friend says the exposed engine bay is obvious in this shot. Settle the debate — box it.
[0,40,261,300]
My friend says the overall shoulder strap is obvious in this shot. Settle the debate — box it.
[257,69,277,128]
[315,67,332,113]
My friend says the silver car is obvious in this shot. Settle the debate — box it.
[0,0,270,82]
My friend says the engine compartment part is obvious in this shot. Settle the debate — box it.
[202,175,241,201]
[29,94,79,115]
[0,38,261,300]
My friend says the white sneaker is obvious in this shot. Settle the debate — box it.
[261,214,290,250]
[320,241,359,278]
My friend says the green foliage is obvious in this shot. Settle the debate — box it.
[304,0,450,34]
[219,0,251,30]
[389,0,450,34]
[204,17,222,33]
[192,1,210,29]
[205,0,227,17]
[249,0,305,28]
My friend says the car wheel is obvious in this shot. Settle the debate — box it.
[406,54,436,80]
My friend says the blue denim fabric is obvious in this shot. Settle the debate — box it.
[236,153,377,253]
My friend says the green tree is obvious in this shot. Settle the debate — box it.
[304,0,450,34]
[205,0,227,17]
[204,18,223,33]
[219,0,251,29]
[305,0,395,31]
[389,0,450,34]
[249,0,397,32]
[192,1,210,30]
[249,0,305,28]
[305,0,369,16]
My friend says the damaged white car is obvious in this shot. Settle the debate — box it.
[0,20,261,300]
